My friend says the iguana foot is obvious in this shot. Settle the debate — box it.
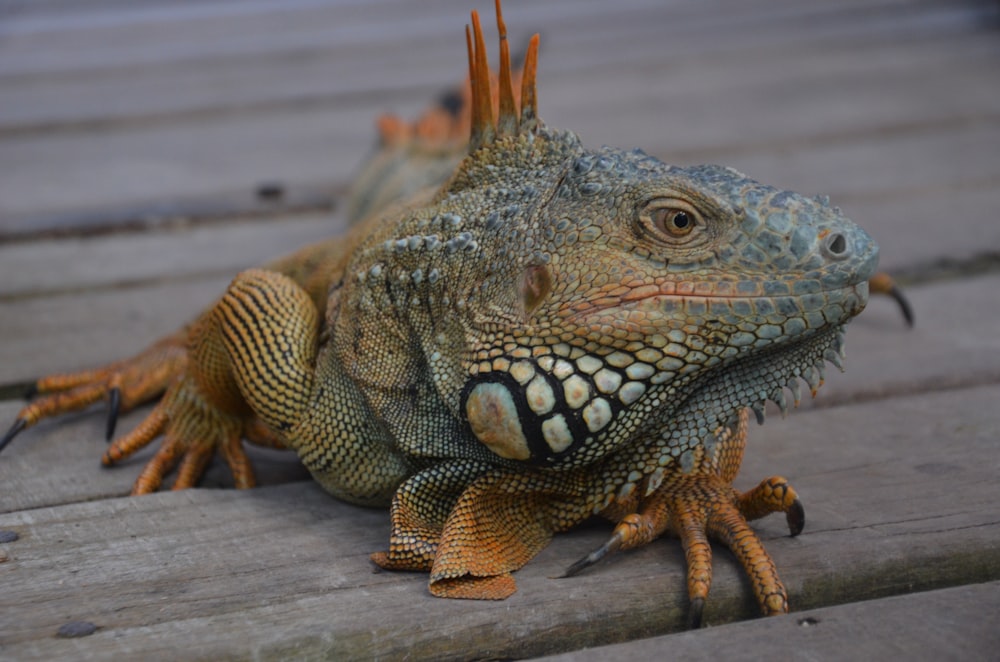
[101,374,260,494]
[566,472,803,628]
[0,332,187,454]
[0,331,269,494]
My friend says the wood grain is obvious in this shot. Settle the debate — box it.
[1,0,999,659]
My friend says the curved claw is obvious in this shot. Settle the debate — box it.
[786,498,805,537]
[561,535,622,578]
[869,272,914,327]
[688,597,705,629]
[738,474,804,538]
[105,387,121,441]
[0,418,27,454]
[887,284,914,327]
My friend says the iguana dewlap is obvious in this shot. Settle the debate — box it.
[1,1,877,627]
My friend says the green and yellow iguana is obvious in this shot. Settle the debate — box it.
[1,1,882,626]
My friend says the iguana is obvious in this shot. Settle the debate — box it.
[0,1,879,627]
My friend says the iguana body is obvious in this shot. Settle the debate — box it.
[1,2,877,625]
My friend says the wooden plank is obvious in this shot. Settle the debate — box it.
[0,1,959,83]
[0,278,228,384]
[539,581,1000,660]
[4,90,998,263]
[0,104,382,224]
[0,214,338,384]
[831,184,1000,274]
[0,212,340,298]
[2,0,996,234]
[1,0,984,130]
[1,384,998,659]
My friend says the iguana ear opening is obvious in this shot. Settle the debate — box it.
[520,264,553,317]
[466,0,540,152]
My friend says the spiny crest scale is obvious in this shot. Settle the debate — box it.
[467,0,540,151]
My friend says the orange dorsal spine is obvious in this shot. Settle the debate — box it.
[467,0,540,152]
[519,34,539,130]
[495,0,518,137]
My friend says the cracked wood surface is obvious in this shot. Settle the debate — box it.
[2,384,998,659]
[1,0,999,659]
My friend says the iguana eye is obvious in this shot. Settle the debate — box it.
[654,208,694,236]
[639,198,703,244]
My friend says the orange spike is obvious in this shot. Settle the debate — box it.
[495,0,518,136]
[519,34,540,129]
[465,24,480,143]
[469,9,495,150]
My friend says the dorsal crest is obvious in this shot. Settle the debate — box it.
[466,0,540,152]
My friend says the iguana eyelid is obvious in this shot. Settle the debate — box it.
[637,197,707,246]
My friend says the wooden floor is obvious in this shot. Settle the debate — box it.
[2,1,999,659]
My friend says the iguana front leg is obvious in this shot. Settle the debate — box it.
[2,268,319,493]
[564,410,804,627]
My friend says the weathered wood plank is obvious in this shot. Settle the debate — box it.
[2,0,996,239]
[0,1,997,658]
[2,0,987,131]
[0,278,228,384]
[0,214,341,385]
[539,580,1000,660]
[0,0,963,81]
[0,212,340,299]
[1,384,998,659]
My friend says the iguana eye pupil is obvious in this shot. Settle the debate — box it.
[654,208,695,237]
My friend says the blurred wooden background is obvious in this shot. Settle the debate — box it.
[1,1,999,659]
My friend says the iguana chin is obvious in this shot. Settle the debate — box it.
[1,1,877,627]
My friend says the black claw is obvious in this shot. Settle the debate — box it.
[561,537,618,578]
[888,285,914,327]
[561,552,599,578]
[0,419,27,454]
[688,597,705,629]
[787,498,805,537]
[105,388,121,441]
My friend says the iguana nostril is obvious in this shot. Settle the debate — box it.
[824,233,848,258]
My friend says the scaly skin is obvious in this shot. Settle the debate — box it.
[348,55,909,327]
[1,1,878,624]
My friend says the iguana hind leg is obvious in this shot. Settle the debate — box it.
[3,269,319,494]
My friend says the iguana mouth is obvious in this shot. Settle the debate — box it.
[570,282,870,332]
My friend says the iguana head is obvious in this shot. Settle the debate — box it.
[409,2,878,469]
